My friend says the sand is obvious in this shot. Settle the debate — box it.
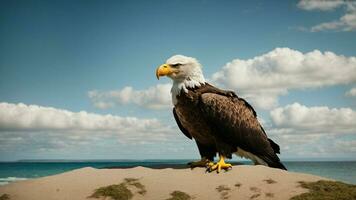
[0,165,329,200]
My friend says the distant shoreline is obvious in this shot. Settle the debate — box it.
[1,159,356,163]
[1,161,355,184]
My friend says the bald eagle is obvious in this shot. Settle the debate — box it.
[156,55,286,172]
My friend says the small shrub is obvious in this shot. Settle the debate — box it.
[166,191,192,200]
[0,194,10,200]
[290,180,356,200]
[89,183,133,200]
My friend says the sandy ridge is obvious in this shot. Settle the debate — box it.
[0,165,329,200]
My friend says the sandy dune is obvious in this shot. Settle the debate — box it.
[0,165,329,200]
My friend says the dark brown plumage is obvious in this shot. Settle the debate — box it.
[173,83,286,170]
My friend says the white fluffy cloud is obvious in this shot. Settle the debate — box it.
[0,102,176,146]
[270,102,356,135]
[297,0,345,11]
[88,84,172,110]
[0,102,164,132]
[334,140,356,152]
[266,102,356,158]
[89,48,356,110]
[0,102,198,160]
[212,48,356,109]
[297,0,356,32]
[345,87,356,97]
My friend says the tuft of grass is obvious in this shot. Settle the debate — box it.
[220,191,229,199]
[123,178,139,184]
[89,183,133,200]
[216,185,231,192]
[89,177,146,200]
[216,185,231,199]
[290,180,356,200]
[250,193,260,199]
[124,178,146,195]
[265,192,274,198]
[234,183,242,188]
[0,194,10,200]
[249,187,261,193]
[131,182,146,195]
[263,178,277,184]
[166,191,192,200]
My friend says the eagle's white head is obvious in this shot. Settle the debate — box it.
[156,55,206,105]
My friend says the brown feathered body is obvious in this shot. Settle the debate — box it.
[173,83,286,170]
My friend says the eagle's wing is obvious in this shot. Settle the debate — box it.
[199,93,286,170]
[173,108,217,160]
[173,108,192,140]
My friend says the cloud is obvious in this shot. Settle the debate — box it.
[270,102,356,135]
[345,87,356,97]
[88,84,172,110]
[334,140,356,152]
[265,102,356,159]
[297,0,356,32]
[0,102,164,132]
[0,102,186,160]
[310,21,344,32]
[297,0,345,11]
[212,48,356,109]
[89,48,356,110]
[0,102,175,147]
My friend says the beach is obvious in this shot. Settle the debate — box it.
[0,165,337,200]
[1,161,355,184]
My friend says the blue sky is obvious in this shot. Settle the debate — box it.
[0,0,355,161]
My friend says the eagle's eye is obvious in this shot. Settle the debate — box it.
[171,63,182,68]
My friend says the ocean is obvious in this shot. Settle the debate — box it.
[0,160,355,185]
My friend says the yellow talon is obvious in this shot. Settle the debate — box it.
[207,161,214,167]
[208,155,232,173]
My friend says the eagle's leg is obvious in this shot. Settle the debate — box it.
[188,157,213,168]
[207,154,232,173]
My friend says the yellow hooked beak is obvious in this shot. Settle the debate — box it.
[156,64,177,80]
